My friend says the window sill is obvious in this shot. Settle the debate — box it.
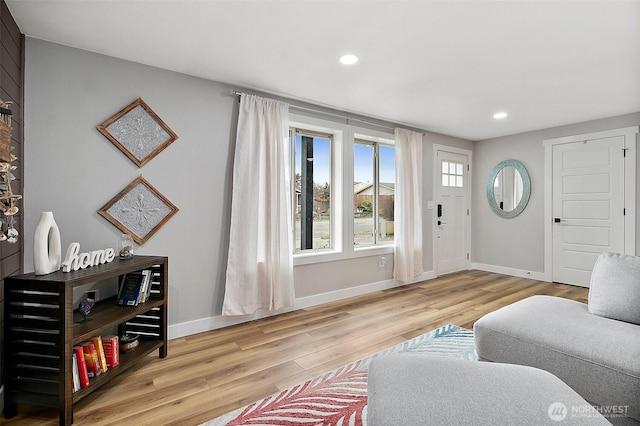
[293,244,394,266]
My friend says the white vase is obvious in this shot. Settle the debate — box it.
[33,211,62,275]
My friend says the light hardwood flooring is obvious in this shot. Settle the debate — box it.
[3,270,588,426]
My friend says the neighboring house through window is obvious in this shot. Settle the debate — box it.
[354,138,395,247]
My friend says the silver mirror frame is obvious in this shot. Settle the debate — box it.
[487,159,531,218]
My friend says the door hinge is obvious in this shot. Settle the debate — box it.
[467,209,470,215]
[466,253,470,260]
[623,148,628,157]
[623,208,626,216]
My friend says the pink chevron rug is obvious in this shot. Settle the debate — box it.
[201,324,475,426]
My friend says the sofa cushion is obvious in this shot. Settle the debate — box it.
[588,252,640,325]
[368,355,610,425]
[474,295,640,422]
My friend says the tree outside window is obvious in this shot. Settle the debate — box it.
[354,140,395,246]
[292,129,332,252]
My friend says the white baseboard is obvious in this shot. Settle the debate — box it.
[294,270,435,309]
[168,270,436,340]
[471,263,547,281]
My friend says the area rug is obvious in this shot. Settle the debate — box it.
[201,323,475,426]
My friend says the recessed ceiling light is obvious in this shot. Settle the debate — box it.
[493,112,508,120]
[339,54,359,65]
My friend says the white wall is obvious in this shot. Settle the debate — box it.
[472,113,640,276]
[23,38,473,338]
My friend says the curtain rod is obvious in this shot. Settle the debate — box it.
[232,90,399,132]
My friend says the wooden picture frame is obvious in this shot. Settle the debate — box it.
[98,176,178,245]
[97,98,178,167]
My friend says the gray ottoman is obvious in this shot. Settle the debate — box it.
[474,295,640,423]
[367,355,610,425]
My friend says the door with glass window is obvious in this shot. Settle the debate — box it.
[435,148,470,275]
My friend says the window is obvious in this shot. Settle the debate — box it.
[442,161,464,187]
[354,139,395,246]
[289,117,394,262]
[292,128,332,252]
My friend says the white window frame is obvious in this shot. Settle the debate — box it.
[290,116,344,264]
[290,114,395,266]
[353,135,395,249]
[291,126,334,253]
[441,160,464,188]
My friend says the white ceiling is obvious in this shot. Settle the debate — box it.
[6,1,640,141]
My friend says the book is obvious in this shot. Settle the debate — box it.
[91,336,108,373]
[82,341,102,378]
[73,345,90,388]
[144,270,154,301]
[102,335,120,367]
[72,353,81,392]
[137,269,152,304]
[117,272,146,306]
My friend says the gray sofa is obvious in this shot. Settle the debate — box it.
[368,355,610,425]
[474,252,640,424]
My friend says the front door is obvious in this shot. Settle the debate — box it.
[552,136,626,286]
[435,147,471,275]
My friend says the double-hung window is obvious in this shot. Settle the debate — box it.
[291,127,332,252]
[353,138,395,247]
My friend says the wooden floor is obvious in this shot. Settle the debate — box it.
[3,270,588,426]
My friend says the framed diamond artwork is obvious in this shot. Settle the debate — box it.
[98,176,179,245]
[97,98,178,167]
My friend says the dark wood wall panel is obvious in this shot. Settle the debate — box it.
[0,0,25,405]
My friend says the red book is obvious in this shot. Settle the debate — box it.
[82,342,102,377]
[102,335,120,367]
[73,345,90,388]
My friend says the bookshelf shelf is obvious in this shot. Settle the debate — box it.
[2,255,168,426]
[72,339,163,403]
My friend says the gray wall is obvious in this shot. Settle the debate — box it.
[23,38,472,336]
[472,113,640,273]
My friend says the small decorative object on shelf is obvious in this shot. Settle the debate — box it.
[120,334,139,353]
[78,297,96,323]
[0,99,22,243]
[119,233,134,259]
[33,211,62,275]
[61,242,116,272]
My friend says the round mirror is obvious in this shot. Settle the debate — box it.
[487,159,530,218]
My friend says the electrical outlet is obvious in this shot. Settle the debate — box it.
[85,290,99,301]
[378,256,387,268]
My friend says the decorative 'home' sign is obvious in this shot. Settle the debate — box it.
[61,242,115,273]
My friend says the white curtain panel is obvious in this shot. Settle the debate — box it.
[393,128,424,282]
[222,94,295,316]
